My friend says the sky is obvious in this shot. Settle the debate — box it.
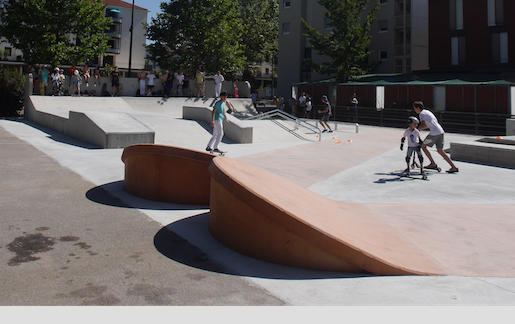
[134,0,162,22]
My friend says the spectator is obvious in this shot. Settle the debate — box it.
[138,69,146,96]
[111,66,120,97]
[39,65,49,95]
[213,71,224,98]
[146,70,156,96]
[195,69,205,98]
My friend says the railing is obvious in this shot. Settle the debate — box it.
[246,109,322,141]
[303,105,513,136]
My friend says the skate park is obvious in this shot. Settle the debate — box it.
[2,95,515,305]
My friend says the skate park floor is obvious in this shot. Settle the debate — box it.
[2,97,515,314]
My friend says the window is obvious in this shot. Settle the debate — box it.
[451,36,466,65]
[380,0,388,4]
[5,47,12,57]
[379,50,388,61]
[488,0,504,26]
[283,1,291,8]
[378,20,388,33]
[324,17,333,30]
[282,23,290,35]
[492,32,508,63]
[449,0,463,30]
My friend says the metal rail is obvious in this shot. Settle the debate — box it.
[246,109,322,141]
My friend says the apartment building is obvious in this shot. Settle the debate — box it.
[0,0,147,70]
[429,0,515,71]
[102,0,148,70]
[277,0,429,97]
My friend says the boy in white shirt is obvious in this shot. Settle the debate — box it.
[400,116,424,177]
[413,101,459,173]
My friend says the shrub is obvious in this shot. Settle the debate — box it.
[0,67,24,117]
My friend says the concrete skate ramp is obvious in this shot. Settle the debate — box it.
[25,96,154,148]
[122,145,213,205]
[208,157,449,276]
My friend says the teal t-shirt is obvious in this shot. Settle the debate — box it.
[213,101,226,121]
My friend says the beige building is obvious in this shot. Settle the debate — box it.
[277,0,428,98]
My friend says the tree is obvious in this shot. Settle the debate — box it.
[238,0,278,69]
[302,0,379,82]
[145,0,245,74]
[0,0,111,66]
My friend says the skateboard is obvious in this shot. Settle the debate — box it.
[401,169,428,180]
[209,150,226,156]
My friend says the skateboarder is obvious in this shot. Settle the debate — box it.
[318,95,333,133]
[413,101,459,173]
[400,116,425,178]
[206,91,229,154]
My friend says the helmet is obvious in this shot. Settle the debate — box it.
[74,70,79,75]
[408,116,419,125]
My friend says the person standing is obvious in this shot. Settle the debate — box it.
[304,96,312,119]
[138,69,146,96]
[183,72,190,97]
[68,64,77,86]
[146,70,156,96]
[111,66,120,97]
[72,70,82,96]
[213,71,224,98]
[51,67,60,96]
[176,71,184,96]
[195,69,205,98]
[350,93,358,123]
[161,71,169,97]
[298,92,306,117]
[413,101,459,173]
[39,65,49,95]
[317,95,333,133]
[206,91,230,154]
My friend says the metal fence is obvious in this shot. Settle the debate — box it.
[292,104,513,136]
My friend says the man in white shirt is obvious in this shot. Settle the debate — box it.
[413,101,459,173]
[213,71,224,98]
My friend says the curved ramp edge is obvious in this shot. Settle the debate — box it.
[208,157,450,276]
[122,144,214,205]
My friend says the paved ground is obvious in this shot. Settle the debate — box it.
[2,98,515,313]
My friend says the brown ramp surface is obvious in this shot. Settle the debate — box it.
[209,157,450,276]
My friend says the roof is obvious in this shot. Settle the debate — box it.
[103,0,147,11]
[293,72,515,87]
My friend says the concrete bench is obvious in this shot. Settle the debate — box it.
[122,144,214,205]
[208,157,449,276]
[182,106,253,143]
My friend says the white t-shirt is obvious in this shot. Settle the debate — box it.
[306,101,312,111]
[146,74,156,86]
[299,96,306,105]
[419,110,444,135]
[177,74,184,85]
[403,128,421,147]
[214,75,224,85]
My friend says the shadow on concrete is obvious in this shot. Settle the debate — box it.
[16,119,101,149]
[154,213,374,280]
[86,181,209,211]
[373,170,441,183]
[195,119,236,145]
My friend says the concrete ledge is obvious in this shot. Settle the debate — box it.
[451,140,515,168]
[183,106,253,143]
[122,144,214,205]
[24,96,155,148]
[208,157,449,276]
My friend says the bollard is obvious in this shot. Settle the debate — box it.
[355,123,359,133]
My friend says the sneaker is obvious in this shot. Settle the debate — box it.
[205,146,212,152]
[446,167,459,173]
[425,163,439,170]
[322,129,327,133]
[328,130,333,133]
[213,148,225,153]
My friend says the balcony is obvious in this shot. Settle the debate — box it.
[106,48,121,55]
[106,32,121,39]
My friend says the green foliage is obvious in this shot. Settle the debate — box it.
[302,0,379,82]
[0,0,111,66]
[145,0,245,74]
[101,64,115,77]
[238,0,278,69]
[0,67,25,117]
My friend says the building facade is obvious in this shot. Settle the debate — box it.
[429,0,515,71]
[277,0,429,98]
[0,0,147,70]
